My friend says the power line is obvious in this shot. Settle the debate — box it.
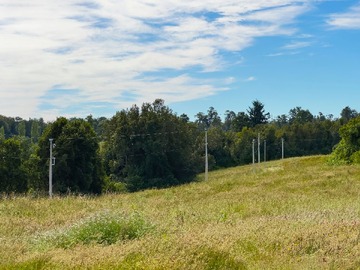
[130,131,183,138]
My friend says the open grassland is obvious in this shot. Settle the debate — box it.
[1,156,360,269]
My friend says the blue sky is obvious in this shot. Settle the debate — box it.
[1,0,359,121]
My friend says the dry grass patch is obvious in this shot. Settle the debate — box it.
[1,156,360,269]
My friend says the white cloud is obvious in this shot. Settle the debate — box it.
[0,0,318,120]
[241,4,311,24]
[245,76,256,82]
[267,51,300,57]
[282,40,312,50]
[327,3,360,29]
[224,77,236,85]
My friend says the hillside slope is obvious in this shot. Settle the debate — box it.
[1,156,360,269]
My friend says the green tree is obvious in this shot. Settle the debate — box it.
[0,138,28,193]
[247,100,269,127]
[37,117,68,191]
[38,118,104,194]
[0,126,4,141]
[104,99,201,191]
[179,113,190,123]
[230,127,256,165]
[224,111,250,132]
[274,114,288,127]
[340,106,358,125]
[330,116,360,164]
[257,124,278,161]
[15,119,27,137]
[30,120,40,143]
[224,111,236,131]
[86,115,108,139]
[233,112,250,132]
[0,117,10,138]
[206,127,235,168]
[289,107,314,124]
[195,107,222,129]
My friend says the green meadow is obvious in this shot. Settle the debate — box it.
[1,156,360,269]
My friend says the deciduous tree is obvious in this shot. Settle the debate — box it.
[330,116,360,163]
[37,118,103,194]
[0,138,27,193]
[104,99,201,191]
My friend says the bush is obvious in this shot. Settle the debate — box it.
[103,176,128,193]
[350,150,360,163]
[330,116,360,164]
[33,211,153,250]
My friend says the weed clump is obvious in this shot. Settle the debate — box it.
[32,211,153,250]
[195,247,247,270]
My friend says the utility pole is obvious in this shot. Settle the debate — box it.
[281,138,285,159]
[252,139,255,164]
[49,138,54,198]
[205,129,208,181]
[258,133,260,164]
[264,140,267,162]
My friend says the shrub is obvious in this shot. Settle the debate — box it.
[33,211,153,250]
[329,116,360,164]
[103,176,128,193]
[195,247,247,270]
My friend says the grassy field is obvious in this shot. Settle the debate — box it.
[1,156,360,269]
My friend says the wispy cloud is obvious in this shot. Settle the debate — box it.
[282,41,313,50]
[245,76,256,82]
[267,51,301,57]
[0,0,318,119]
[327,3,360,29]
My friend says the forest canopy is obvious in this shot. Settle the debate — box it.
[0,100,359,195]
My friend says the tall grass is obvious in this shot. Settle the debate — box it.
[32,210,153,250]
[1,156,360,269]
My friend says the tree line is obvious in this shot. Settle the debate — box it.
[0,99,359,195]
